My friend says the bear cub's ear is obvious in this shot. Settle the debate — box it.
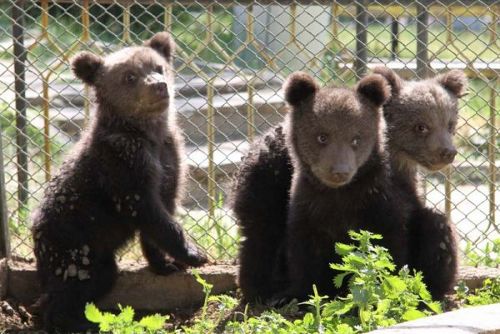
[144,32,176,64]
[71,52,104,86]
[283,72,319,107]
[436,70,468,97]
[356,74,391,107]
[372,66,402,97]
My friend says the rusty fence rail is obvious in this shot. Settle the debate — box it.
[0,0,498,263]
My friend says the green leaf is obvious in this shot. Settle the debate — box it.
[323,300,354,316]
[352,286,370,305]
[139,314,167,330]
[402,309,426,321]
[334,272,351,288]
[384,276,407,294]
[425,301,443,314]
[336,323,355,334]
[359,308,372,325]
[418,284,432,301]
[376,299,391,314]
[119,305,135,324]
[347,254,366,266]
[335,243,356,256]
[85,303,103,323]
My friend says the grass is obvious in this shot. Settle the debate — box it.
[334,21,498,62]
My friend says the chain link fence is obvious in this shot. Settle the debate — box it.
[0,0,498,264]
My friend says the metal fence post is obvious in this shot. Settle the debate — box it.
[354,0,368,78]
[390,17,399,60]
[0,125,11,259]
[12,0,29,220]
[416,1,430,78]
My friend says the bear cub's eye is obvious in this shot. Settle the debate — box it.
[125,73,137,84]
[415,124,429,134]
[155,66,163,74]
[351,136,361,148]
[317,134,328,144]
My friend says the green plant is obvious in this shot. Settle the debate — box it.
[455,277,500,307]
[85,303,168,334]
[181,270,238,334]
[226,230,442,334]
[84,231,445,333]
[327,231,442,332]
[464,239,500,268]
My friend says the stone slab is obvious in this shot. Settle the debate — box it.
[6,261,237,311]
[368,303,500,334]
[4,262,499,313]
[0,259,7,299]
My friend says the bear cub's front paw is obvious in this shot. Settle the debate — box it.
[184,244,209,267]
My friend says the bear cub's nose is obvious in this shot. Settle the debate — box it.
[154,81,168,97]
[440,148,457,163]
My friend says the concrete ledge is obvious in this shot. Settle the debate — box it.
[458,266,500,290]
[2,262,499,312]
[368,303,500,334]
[0,259,7,299]
[6,261,237,311]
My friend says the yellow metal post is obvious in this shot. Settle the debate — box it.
[487,78,498,231]
[207,79,216,219]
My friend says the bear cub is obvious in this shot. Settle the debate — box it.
[32,32,207,331]
[374,67,468,299]
[283,72,409,299]
[233,68,467,302]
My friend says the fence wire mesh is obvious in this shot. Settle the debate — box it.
[0,0,498,265]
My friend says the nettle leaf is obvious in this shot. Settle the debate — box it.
[302,312,315,326]
[402,309,426,321]
[334,272,351,288]
[384,276,407,294]
[119,305,135,323]
[323,300,354,316]
[330,264,353,272]
[425,301,443,314]
[139,314,167,330]
[418,284,432,301]
[85,303,103,323]
[336,323,356,334]
[359,308,372,325]
[376,299,391,314]
[352,286,370,305]
[375,259,395,271]
[347,254,366,267]
[102,313,116,326]
[335,243,356,256]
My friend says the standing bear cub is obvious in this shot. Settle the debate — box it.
[32,32,208,331]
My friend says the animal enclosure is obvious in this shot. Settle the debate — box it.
[0,0,498,263]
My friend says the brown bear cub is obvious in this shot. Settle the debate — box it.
[231,124,293,302]
[232,68,467,302]
[32,32,208,331]
[373,67,468,299]
[283,72,409,299]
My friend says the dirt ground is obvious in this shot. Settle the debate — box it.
[0,299,35,332]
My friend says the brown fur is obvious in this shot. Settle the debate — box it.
[232,69,467,302]
[283,72,409,300]
[373,66,467,299]
[32,32,207,332]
